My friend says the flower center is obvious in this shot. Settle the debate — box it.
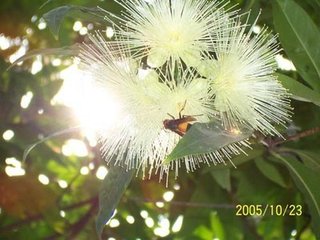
[165,29,184,51]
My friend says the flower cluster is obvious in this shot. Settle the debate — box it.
[79,0,291,181]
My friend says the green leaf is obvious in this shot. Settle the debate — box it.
[283,148,320,171]
[96,165,134,237]
[203,145,265,171]
[273,0,320,91]
[193,225,214,240]
[210,169,231,191]
[43,6,73,38]
[43,5,105,38]
[210,212,225,239]
[165,122,252,163]
[277,73,320,107]
[234,163,284,204]
[273,153,320,238]
[296,151,320,171]
[254,158,287,188]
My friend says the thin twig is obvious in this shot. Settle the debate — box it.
[130,197,235,209]
[0,197,98,234]
[271,126,320,147]
[68,201,98,240]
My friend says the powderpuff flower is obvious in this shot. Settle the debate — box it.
[78,33,247,181]
[198,17,292,136]
[105,0,234,67]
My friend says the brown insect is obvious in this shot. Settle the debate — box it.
[163,101,197,137]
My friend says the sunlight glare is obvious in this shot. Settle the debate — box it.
[5,158,25,177]
[58,179,68,189]
[252,25,261,34]
[38,18,47,30]
[31,56,43,74]
[163,191,174,202]
[73,21,82,31]
[5,166,25,177]
[172,215,183,233]
[62,139,88,157]
[38,174,50,185]
[96,166,108,180]
[53,63,122,138]
[31,15,38,23]
[109,219,120,228]
[9,45,28,64]
[126,215,135,224]
[145,217,155,228]
[140,210,148,219]
[52,58,62,66]
[5,157,21,167]
[3,129,14,141]
[60,210,66,218]
[106,26,114,38]
[79,27,88,35]
[276,54,296,71]
[291,229,297,236]
[154,215,170,237]
[87,23,94,30]
[173,183,180,190]
[80,166,89,175]
[88,163,95,170]
[0,34,10,50]
[20,91,33,109]
[155,201,164,208]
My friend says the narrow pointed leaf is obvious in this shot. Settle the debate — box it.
[273,153,320,238]
[43,5,106,38]
[255,157,287,188]
[9,44,80,69]
[22,126,81,163]
[96,165,134,237]
[210,169,231,191]
[277,73,320,107]
[165,122,252,163]
[273,0,320,90]
[209,212,225,239]
[283,148,320,171]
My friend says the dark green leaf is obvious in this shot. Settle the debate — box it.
[283,148,320,171]
[43,5,106,38]
[273,153,320,238]
[273,0,320,91]
[296,151,320,171]
[203,145,265,171]
[96,165,134,237]
[165,122,252,163]
[254,157,287,188]
[277,73,320,107]
[234,163,284,204]
[43,6,73,38]
[210,169,231,191]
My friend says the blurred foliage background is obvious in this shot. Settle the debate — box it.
[0,0,320,239]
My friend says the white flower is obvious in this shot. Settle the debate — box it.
[78,33,247,182]
[106,0,234,67]
[199,17,291,136]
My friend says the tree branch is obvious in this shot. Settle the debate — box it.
[0,196,98,234]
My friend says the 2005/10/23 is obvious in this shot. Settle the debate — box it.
[235,204,303,217]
